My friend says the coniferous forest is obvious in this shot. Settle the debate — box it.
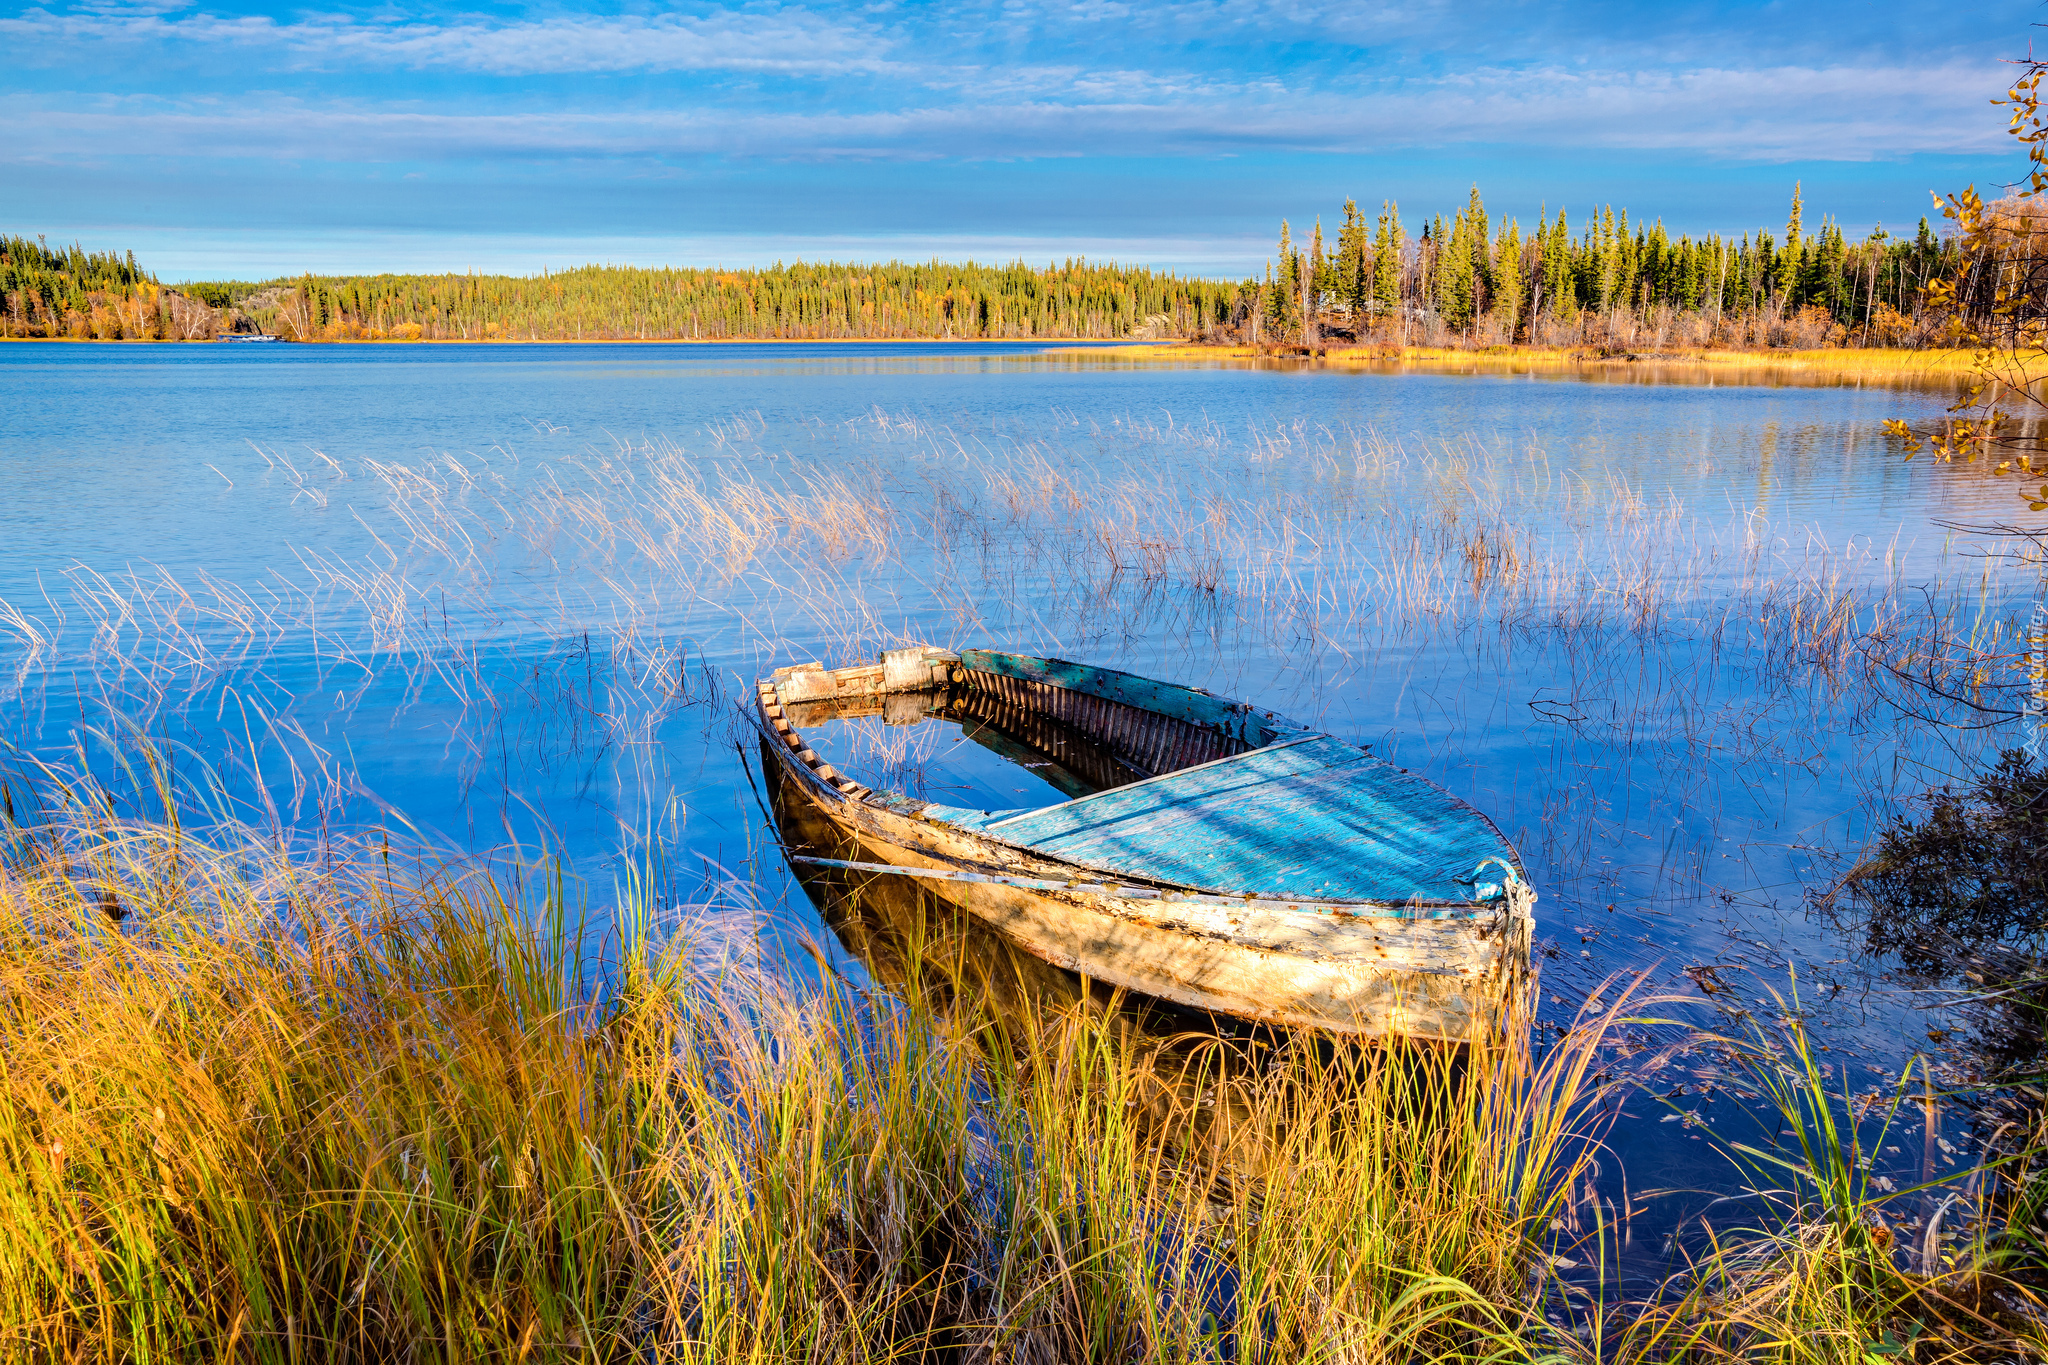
[0,241,1233,343]
[1239,185,1965,351]
[0,185,1986,347]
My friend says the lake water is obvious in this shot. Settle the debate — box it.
[1,340,2031,1272]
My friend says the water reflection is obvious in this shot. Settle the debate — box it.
[2,341,2037,1225]
[1841,750,2048,1268]
[1851,750,2048,982]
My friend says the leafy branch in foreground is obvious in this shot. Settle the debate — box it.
[1886,59,2048,506]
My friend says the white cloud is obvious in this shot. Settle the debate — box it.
[2,60,2007,165]
[2,6,899,76]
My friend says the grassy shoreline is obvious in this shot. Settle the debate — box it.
[0,333,1135,346]
[1053,341,1997,379]
[3,801,2040,1361]
[0,333,1997,380]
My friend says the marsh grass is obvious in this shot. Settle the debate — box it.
[1065,345,2001,383]
[0,414,1987,752]
[1579,983,2048,1365]
[0,783,1649,1364]
[7,791,2044,1363]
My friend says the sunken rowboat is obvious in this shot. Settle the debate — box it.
[755,646,1535,1041]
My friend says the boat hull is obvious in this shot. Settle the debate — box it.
[761,726,1531,1041]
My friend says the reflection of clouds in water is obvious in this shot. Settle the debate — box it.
[801,711,1074,811]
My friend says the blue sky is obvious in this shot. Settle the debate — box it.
[3,0,2037,280]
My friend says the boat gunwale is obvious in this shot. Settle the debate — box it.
[752,651,1530,918]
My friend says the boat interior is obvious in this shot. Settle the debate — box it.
[762,647,1519,912]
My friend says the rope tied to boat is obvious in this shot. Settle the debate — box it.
[1467,856,1536,909]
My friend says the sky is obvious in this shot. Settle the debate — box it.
[3,0,2040,280]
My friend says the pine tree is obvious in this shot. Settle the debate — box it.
[1546,211,1573,318]
[1418,221,1436,317]
[1617,211,1640,310]
[1336,199,1370,325]
[1465,185,1491,306]
[1441,211,1473,330]
[1595,206,1618,312]
[1308,217,1329,313]
[1270,221,1302,337]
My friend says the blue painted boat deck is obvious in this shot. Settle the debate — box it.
[927,735,1515,906]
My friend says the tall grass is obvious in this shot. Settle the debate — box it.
[10,799,2041,1362]
[1587,983,2048,1365]
[0,792,1645,1363]
[1059,345,1997,382]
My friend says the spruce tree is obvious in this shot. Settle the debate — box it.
[1617,212,1640,310]
[1575,213,1599,313]
[1373,202,1404,325]
[1493,220,1523,338]
[1270,222,1302,338]
[1441,210,1474,330]
[1777,182,1803,303]
[1419,220,1437,318]
[1308,217,1329,311]
[1465,185,1491,305]
[1336,199,1370,324]
[1547,211,1574,318]
[1597,206,1618,312]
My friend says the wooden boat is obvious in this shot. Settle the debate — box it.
[772,781,1289,1180]
[755,646,1534,1041]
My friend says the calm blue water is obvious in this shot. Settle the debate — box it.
[0,340,2028,1264]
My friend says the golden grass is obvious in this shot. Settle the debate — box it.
[1,791,2041,1362]
[0,401,2041,1359]
[0,803,1613,1363]
[1055,342,2002,381]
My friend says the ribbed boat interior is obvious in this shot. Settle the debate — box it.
[762,652,1522,909]
[953,666,1248,786]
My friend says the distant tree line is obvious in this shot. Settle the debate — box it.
[2,235,243,340]
[0,190,1993,348]
[215,260,1232,343]
[0,247,1231,342]
[1234,184,1967,351]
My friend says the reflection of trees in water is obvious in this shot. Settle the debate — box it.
[1855,750,2048,981]
[1847,749,2048,1270]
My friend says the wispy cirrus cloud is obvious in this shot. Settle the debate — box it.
[4,60,2006,165]
[4,0,2027,264]
[2,5,899,75]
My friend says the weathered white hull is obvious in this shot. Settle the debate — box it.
[758,658,1533,1041]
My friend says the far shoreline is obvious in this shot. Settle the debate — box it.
[1049,341,1995,381]
[0,334,1147,346]
[0,333,2004,385]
